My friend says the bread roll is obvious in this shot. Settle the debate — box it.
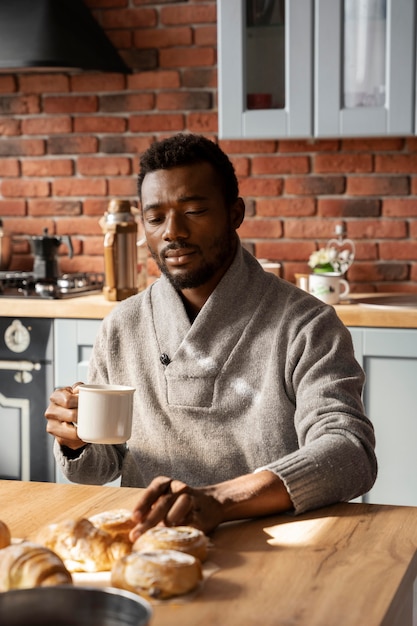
[0,542,72,591]
[88,509,135,541]
[111,549,202,600]
[0,520,11,549]
[34,518,131,573]
[133,526,209,562]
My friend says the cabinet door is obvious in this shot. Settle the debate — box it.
[359,328,417,506]
[315,0,415,136]
[218,0,313,139]
[54,319,101,386]
[53,318,121,486]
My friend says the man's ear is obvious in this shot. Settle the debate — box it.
[231,197,246,229]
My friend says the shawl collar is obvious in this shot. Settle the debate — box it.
[150,245,272,379]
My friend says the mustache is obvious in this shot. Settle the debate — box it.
[161,241,198,257]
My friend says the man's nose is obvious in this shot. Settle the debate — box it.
[163,211,189,240]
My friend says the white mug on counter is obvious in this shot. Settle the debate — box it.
[77,384,135,444]
[308,272,350,305]
[259,258,282,277]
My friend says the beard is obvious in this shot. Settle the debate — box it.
[150,226,236,291]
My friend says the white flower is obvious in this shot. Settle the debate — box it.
[308,246,354,274]
[308,248,333,269]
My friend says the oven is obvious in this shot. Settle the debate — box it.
[0,317,55,482]
[0,271,105,482]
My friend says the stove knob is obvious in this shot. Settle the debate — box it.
[4,320,31,353]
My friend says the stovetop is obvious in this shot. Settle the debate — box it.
[0,271,105,299]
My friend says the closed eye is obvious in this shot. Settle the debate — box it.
[145,213,164,225]
[185,208,208,216]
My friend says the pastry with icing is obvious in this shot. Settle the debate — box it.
[111,548,202,599]
[133,525,208,562]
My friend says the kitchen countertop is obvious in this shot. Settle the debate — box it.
[2,479,417,626]
[335,295,417,328]
[1,291,417,327]
[0,293,117,320]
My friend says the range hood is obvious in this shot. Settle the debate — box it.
[0,0,131,73]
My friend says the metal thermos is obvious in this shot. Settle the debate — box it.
[100,199,138,301]
[0,219,12,271]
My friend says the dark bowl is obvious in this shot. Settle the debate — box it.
[0,585,152,626]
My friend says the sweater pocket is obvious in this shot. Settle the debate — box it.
[165,373,215,408]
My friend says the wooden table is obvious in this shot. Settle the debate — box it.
[1,480,417,626]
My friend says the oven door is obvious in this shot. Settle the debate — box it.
[0,361,54,482]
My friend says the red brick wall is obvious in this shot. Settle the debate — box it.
[1,0,417,293]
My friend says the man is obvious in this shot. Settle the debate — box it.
[46,133,377,541]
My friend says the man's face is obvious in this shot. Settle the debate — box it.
[141,162,243,291]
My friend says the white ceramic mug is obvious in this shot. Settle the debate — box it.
[308,272,350,305]
[77,384,135,444]
[259,259,282,277]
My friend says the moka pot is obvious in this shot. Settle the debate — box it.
[30,228,73,280]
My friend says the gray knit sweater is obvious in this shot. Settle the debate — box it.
[55,245,377,514]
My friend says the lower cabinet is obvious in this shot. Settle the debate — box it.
[53,320,417,504]
[349,327,417,507]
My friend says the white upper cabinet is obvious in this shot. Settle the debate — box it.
[315,0,415,137]
[218,0,313,139]
[218,0,416,139]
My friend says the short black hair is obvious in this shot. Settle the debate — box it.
[138,133,239,207]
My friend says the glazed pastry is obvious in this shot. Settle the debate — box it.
[88,509,135,541]
[33,517,131,572]
[133,526,209,562]
[111,549,202,600]
[0,520,11,549]
[0,542,72,591]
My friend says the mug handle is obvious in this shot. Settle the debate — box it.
[339,279,350,300]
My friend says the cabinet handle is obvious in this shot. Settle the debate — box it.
[0,360,41,372]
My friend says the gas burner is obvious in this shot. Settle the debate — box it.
[35,281,60,298]
[0,272,104,299]
[0,271,35,297]
[58,272,99,292]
